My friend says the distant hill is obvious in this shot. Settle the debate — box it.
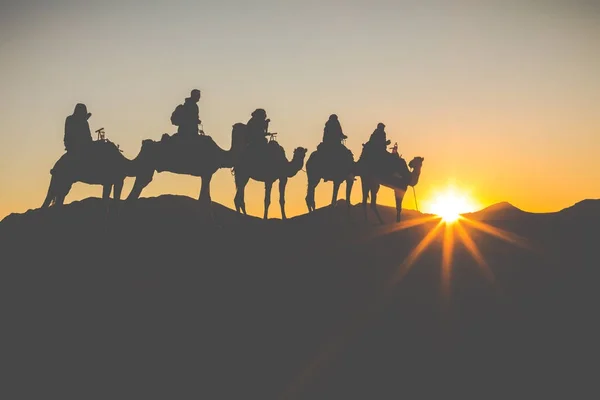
[558,198,600,218]
[0,195,430,231]
[0,194,263,232]
[461,201,532,221]
[5,196,599,228]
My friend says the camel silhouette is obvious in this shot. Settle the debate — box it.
[126,125,246,207]
[305,143,356,213]
[41,139,139,211]
[233,133,307,220]
[357,144,424,223]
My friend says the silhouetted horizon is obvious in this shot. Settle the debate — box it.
[3,193,599,224]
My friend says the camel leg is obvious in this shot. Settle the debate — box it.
[113,180,123,201]
[394,188,406,223]
[305,176,319,213]
[361,178,369,223]
[199,174,213,204]
[127,169,154,201]
[199,174,215,221]
[370,185,384,225]
[41,176,57,208]
[102,184,112,215]
[42,174,73,208]
[234,174,250,215]
[263,181,273,220]
[279,177,288,220]
[345,175,354,215]
[113,179,124,215]
[331,181,341,207]
[53,181,72,207]
[54,192,67,206]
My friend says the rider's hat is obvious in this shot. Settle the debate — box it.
[74,103,87,115]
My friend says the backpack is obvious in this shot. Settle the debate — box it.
[170,104,184,126]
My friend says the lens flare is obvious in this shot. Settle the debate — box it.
[426,187,479,223]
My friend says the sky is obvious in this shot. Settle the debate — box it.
[1,0,599,220]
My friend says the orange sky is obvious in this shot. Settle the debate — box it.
[1,1,599,220]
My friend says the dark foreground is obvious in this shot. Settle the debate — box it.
[1,196,598,399]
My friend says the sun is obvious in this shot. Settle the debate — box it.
[425,187,479,223]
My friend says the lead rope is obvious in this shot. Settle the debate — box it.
[412,186,419,212]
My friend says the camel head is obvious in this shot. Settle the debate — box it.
[409,156,424,170]
[293,147,308,161]
[407,156,424,187]
[284,147,308,178]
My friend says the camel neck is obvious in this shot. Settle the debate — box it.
[286,153,305,177]
[410,166,422,186]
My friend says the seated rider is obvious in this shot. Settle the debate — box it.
[369,122,391,153]
[322,114,347,146]
[246,108,270,148]
[171,89,202,137]
[64,103,93,155]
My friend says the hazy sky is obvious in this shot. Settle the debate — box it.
[1,0,599,219]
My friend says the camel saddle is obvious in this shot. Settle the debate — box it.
[159,132,214,152]
[317,141,351,157]
[243,140,286,164]
[316,142,354,182]
[51,140,122,177]
[153,133,216,173]
[360,146,407,180]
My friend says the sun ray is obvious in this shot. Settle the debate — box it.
[283,205,536,398]
[282,207,531,398]
[388,220,445,288]
[281,220,445,399]
[460,217,532,250]
[454,220,496,284]
[441,222,455,302]
[354,215,439,244]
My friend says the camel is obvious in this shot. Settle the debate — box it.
[233,134,307,220]
[41,139,139,211]
[305,143,356,213]
[126,124,246,207]
[357,144,424,224]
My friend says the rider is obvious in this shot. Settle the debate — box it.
[171,89,202,137]
[322,114,347,146]
[369,122,391,153]
[64,103,93,154]
[246,108,270,148]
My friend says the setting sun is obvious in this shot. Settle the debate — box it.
[425,187,480,223]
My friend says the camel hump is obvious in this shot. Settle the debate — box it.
[160,132,215,146]
[316,142,353,162]
[268,140,283,150]
[90,140,121,157]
